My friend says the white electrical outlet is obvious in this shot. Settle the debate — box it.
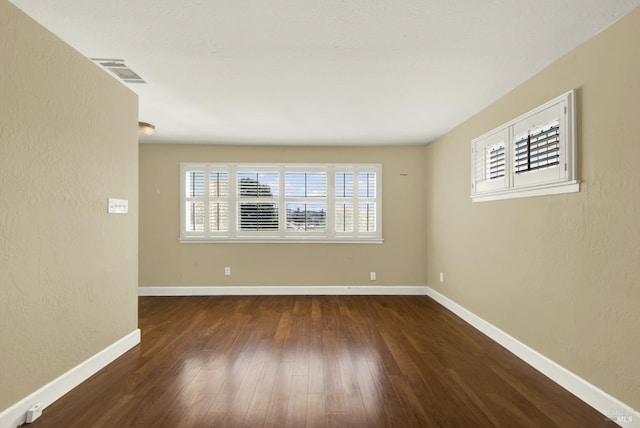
[370,272,376,281]
[224,266,231,276]
[440,272,444,283]
[25,403,43,423]
[108,198,128,214]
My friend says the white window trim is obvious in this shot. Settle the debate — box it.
[180,163,383,243]
[471,90,579,202]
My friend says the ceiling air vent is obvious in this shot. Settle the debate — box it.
[91,58,146,84]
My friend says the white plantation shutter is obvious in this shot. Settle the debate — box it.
[514,121,560,174]
[182,166,230,237]
[488,145,506,180]
[209,171,229,232]
[237,171,279,233]
[180,163,382,242]
[334,167,380,238]
[512,101,566,188]
[184,169,205,234]
[358,172,376,233]
[335,172,354,233]
[471,129,509,194]
[238,202,280,231]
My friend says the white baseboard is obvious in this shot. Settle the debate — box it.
[0,329,141,428]
[138,285,428,296]
[426,287,639,427]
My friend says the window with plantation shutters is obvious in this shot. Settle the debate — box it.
[333,168,380,238]
[180,163,382,242]
[471,90,579,202]
[182,166,229,238]
[285,171,327,232]
[237,171,279,234]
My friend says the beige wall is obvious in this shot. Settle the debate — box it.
[139,144,427,287]
[426,8,640,409]
[0,1,139,410]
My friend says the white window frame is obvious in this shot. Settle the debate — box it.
[235,166,281,239]
[180,163,383,243]
[283,166,329,238]
[471,90,579,202]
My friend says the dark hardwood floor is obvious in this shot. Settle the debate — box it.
[28,296,612,427]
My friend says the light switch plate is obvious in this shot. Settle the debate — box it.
[108,198,128,214]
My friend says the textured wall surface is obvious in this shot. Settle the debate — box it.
[139,144,427,287]
[0,1,138,410]
[425,8,640,409]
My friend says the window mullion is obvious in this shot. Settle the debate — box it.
[506,126,513,188]
[353,167,360,239]
[376,166,382,234]
[327,166,335,239]
[279,166,286,238]
[229,165,237,239]
[559,103,568,179]
[203,165,210,237]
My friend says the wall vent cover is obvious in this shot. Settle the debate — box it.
[91,58,146,84]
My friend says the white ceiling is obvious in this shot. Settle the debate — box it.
[9,1,640,145]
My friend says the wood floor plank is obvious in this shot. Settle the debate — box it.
[336,339,369,428]
[285,375,309,427]
[26,296,612,427]
[176,393,216,428]
[306,393,327,428]
[321,330,347,414]
[308,334,326,394]
[207,347,257,414]
[219,340,271,426]
[242,345,280,427]
[263,360,294,427]
[326,412,346,428]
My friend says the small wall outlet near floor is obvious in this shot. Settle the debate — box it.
[440,272,444,283]
[25,402,43,423]
[370,272,376,281]
[224,267,231,276]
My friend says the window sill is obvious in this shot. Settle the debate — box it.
[179,237,384,244]
[471,180,579,203]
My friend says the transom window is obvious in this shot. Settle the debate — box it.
[471,90,579,202]
[180,163,382,243]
